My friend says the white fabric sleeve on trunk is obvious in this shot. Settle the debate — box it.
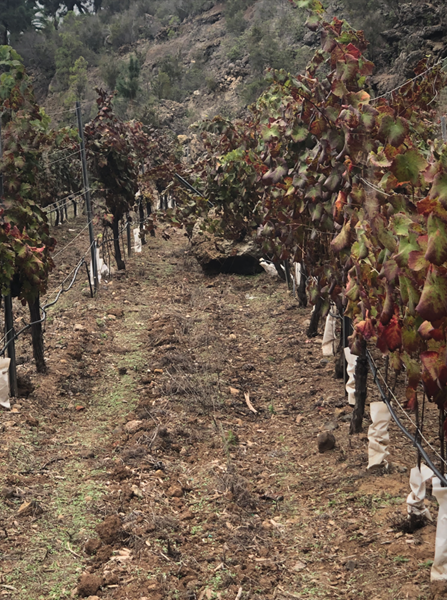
[133,228,142,253]
[90,247,103,283]
[407,465,433,519]
[431,477,447,581]
[294,263,301,288]
[0,358,11,409]
[367,401,391,468]
[344,347,357,406]
[322,311,337,357]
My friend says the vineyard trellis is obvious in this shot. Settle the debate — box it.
[3,2,447,584]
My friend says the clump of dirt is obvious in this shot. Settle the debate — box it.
[110,464,131,481]
[96,515,123,545]
[77,573,102,597]
[84,538,102,555]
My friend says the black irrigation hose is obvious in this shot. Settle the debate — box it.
[0,258,86,357]
[174,173,214,208]
[366,350,447,487]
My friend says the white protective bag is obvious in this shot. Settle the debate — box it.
[0,358,11,409]
[322,311,337,357]
[407,465,433,519]
[431,477,447,581]
[367,401,391,468]
[344,347,357,406]
[90,246,109,284]
[133,228,142,253]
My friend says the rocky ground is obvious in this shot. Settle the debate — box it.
[0,216,443,600]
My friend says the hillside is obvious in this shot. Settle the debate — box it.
[10,0,447,133]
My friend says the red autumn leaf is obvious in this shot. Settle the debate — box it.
[418,321,445,342]
[379,283,394,326]
[345,43,361,59]
[355,317,375,340]
[383,315,402,352]
[404,388,418,412]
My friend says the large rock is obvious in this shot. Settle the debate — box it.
[190,219,263,275]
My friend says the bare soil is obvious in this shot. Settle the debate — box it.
[0,216,440,600]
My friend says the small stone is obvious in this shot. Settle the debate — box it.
[179,510,194,520]
[17,500,42,517]
[229,334,237,340]
[74,324,85,332]
[345,560,356,571]
[168,485,183,498]
[131,484,144,498]
[323,420,338,431]
[77,573,102,597]
[1,487,14,499]
[317,431,336,453]
[124,420,143,434]
[103,571,119,585]
[107,314,117,320]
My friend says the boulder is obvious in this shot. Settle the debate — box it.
[190,219,263,275]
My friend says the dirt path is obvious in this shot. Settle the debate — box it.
[0,218,438,600]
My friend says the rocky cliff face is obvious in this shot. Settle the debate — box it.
[39,1,447,133]
[370,1,447,95]
[138,0,447,133]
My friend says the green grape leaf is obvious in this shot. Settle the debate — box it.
[331,220,351,252]
[416,266,447,321]
[391,149,427,186]
[425,214,447,266]
[430,172,447,208]
[379,115,408,147]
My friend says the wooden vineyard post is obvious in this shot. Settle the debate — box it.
[28,294,46,373]
[1,114,17,396]
[76,101,98,292]
[442,116,447,143]
[126,213,132,257]
[283,260,292,291]
[0,120,3,202]
[4,294,18,397]
[350,339,368,434]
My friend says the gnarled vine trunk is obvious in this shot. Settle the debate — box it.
[112,217,125,270]
[306,295,322,338]
[350,340,368,434]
